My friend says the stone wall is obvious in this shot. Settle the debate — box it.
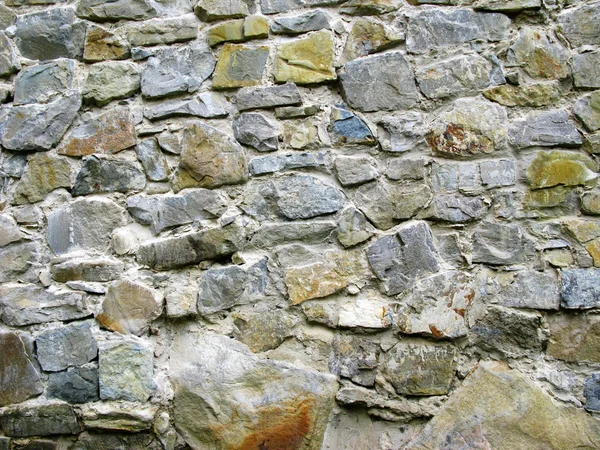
[1,0,600,448]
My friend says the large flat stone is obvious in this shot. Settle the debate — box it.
[236,83,302,111]
[472,222,531,265]
[0,403,81,437]
[76,0,157,21]
[36,321,97,372]
[526,151,596,190]
[0,332,43,406]
[120,14,198,46]
[510,109,582,149]
[143,92,228,121]
[72,155,146,196]
[14,59,75,105]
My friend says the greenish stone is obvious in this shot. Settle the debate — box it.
[483,82,561,107]
[584,133,600,154]
[524,185,573,208]
[526,151,598,190]
[573,91,600,132]
[582,191,600,215]
[208,19,245,47]
[194,0,249,21]
[341,18,401,64]
[13,153,71,205]
[243,16,269,38]
[212,44,269,89]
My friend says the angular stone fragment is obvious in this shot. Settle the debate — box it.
[51,256,124,283]
[13,153,72,205]
[233,112,280,152]
[406,9,510,54]
[170,333,337,450]
[0,332,43,407]
[404,362,600,450]
[208,19,245,46]
[420,194,487,224]
[427,98,508,158]
[559,2,600,48]
[560,269,600,309]
[508,28,570,80]
[340,0,399,15]
[381,341,457,396]
[14,60,75,105]
[336,207,376,248]
[0,214,21,247]
[0,92,82,152]
[0,32,19,78]
[338,295,393,330]
[549,313,600,363]
[483,82,562,107]
[271,10,330,35]
[213,44,269,89]
[510,109,582,149]
[136,223,246,270]
[329,107,376,146]
[83,26,130,62]
[496,270,560,310]
[36,321,97,372]
[83,61,140,106]
[120,14,197,47]
[275,104,319,119]
[79,402,158,432]
[0,5,16,31]
[0,403,81,437]
[340,18,401,64]
[354,180,431,230]
[526,152,597,190]
[574,91,600,132]
[583,191,600,215]
[367,221,440,296]
[195,0,250,21]
[236,83,302,111]
[573,51,600,89]
[233,309,298,352]
[0,284,90,326]
[0,240,41,284]
[282,118,320,149]
[144,92,228,120]
[141,44,215,98]
[377,113,425,153]
[59,107,137,156]
[250,221,335,247]
[48,364,99,404]
[248,151,328,175]
[330,334,379,386]
[135,139,169,182]
[334,156,378,186]
[76,0,157,21]
[99,337,154,402]
[98,280,163,336]
[474,0,540,12]
[585,374,600,412]
[15,8,86,60]
[472,222,530,265]
[72,156,146,196]
[340,52,417,112]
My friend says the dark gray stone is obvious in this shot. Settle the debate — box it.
[69,432,163,450]
[47,364,99,404]
[573,51,600,89]
[143,92,228,121]
[329,107,376,146]
[72,155,146,196]
[76,0,157,21]
[233,112,280,152]
[270,10,330,35]
[36,321,97,372]
[235,83,303,111]
[135,139,169,182]
[249,151,328,176]
[584,374,600,412]
[0,332,43,407]
[250,221,335,247]
[0,32,20,77]
[0,403,81,437]
[14,59,75,105]
[329,334,379,387]
[509,109,582,149]
[472,222,530,265]
[420,194,487,223]
[561,269,600,309]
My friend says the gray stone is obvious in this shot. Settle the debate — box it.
[495,270,560,310]
[241,174,345,221]
[76,0,157,21]
[474,0,540,12]
[0,214,22,247]
[334,155,378,186]
[0,91,82,152]
[509,109,582,149]
[585,374,600,412]
[72,155,146,196]
[406,9,510,54]
[0,241,41,284]
[573,51,600,89]
[249,151,328,176]
[141,43,216,99]
[340,52,418,112]
[213,44,269,89]
[136,223,246,270]
[0,284,90,326]
[480,159,516,188]
[83,61,140,106]
[50,256,124,283]
[69,432,163,450]
[574,91,600,132]
[198,257,269,314]
[143,92,228,121]
[0,84,11,103]
[195,0,250,21]
[339,0,399,16]
[120,14,197,46]
[337,207,376,248]
[381,341,457,395]
[329,107,376,146]
[367,221,441,296]
[561,268,600,309]
[420,194,487,223]
[127,189,229,234]
[0,32,19,78]
[135,139,169,182]
[261,0,301,14]
[14,8,86,61]
[0,153,28,179]
[0,403,81,437]
[354,180,431,230]
[47,197,127,255]
[416,54,502,99]
[14,59,75,105]
[330,334,379,386]
[170,332,336,450]
[386,158,427,181]
[559,2,600,48]
[233,112,280,152]
[275,104,320,119]
[236,83,302,111]
[377,113,425,153]
[472,222,530,265]
[47,364,99,404]
[36,321,97,372]
[99,336,153,402]
[0,332,43,407]
[271,10,330,35]
[157,130,183,154]
[0,5,16,31]
[250,221,335,247]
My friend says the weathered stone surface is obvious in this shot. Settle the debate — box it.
[574,91,600,132]
[526,151,597,190]
[251,221,335,247]
[397,271,472,339]
[585,374,600,412]
[381,341,457,396]
[340,18,401,64]
[336,207,376,248]
[282,118,320,149]
[83,26,130,62]
[0,332,43,406]
[510,110,582,149]
[208,19,244,46]
[427,98,508,158]
[420,194,487,223]
[354,180,431,230]
[367,221,440,296]
[548,313,600,362]
[0,241,41,284]
[244,15,269,38]
[141,44,215,98]
[76,0,157,21]
[135,139,169,182]
[0,92,82,152]
[36,321,97,372]
[83,61,140,106]
[559,2,600,48]
[120,14,197,46]
[329,107,376,146]
[560,268,600,309]
[249,151,328,175]
[0,403,81,437]
[99,336,154,402]
[0,5,16,31]
[406,9,510,54]
[233,112,280,152]
[340,52,417,112]
[340,0,398,15]
[12,153,72,205]
[47,364,99,404]
[0,214,21,247]
[170,332,337,450]
[416,54,501,99]
[508,28,570,80]
[69,431,163,450]
[213,44,269,89]
[58,106,137,156]
[271,10,330,35]
[236,83,302,111]
[483,82,562,107]
[472,222,530,265]
[0,32,19,78]
[0,284,90,326]
[144,92,228,120]
[241,174,345,221]
[474,0,540,12]
[127,189,228,234]
[136,223,246,270]
[98,280,163,335]
[260,0,302,16]
[573,51,600,89]
[377,113,425,153]
[330,334,379,386]
[51,255,121,284]
[195,0,249,21]
[495,270,560,310]
[583,191,600,215]
[404,362,600,450]
[233,309,298,352]
[14,60,75,105]
[334,156,378,186]
[15,8,86,60]
[275,30,336,85]
[482,159,517,188]
[80,402,157,432]
[72,156,146,196]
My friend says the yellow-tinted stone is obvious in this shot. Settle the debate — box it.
[526,151,598,190]
[585,239,600,266]
[275,30,336,85]
[564,219,600,243]
[543,248,574,267]
[283,119,320,149]
[243,15,269,38]
[83,26,130,62]
[483,82,561,107]
[582,190,600,214]
[548,313,600,362]
[212,44,269,89]
[208,19,245,47]
[340,18,401,64]
[13,153,72,205]
[525,185,573,208]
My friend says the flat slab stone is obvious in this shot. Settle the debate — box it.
[509,109,582,149]
[13,59,75,105]
[143,92,228,121]
[236,83,302,111]
[76,0,158,21]
[36,321,97,372]
[0,403,81,437]
[0,332,43,406]
[120,14,198,46]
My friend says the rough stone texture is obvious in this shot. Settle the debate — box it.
[236,83,302,110]
[484,82,562,107]
[251,221,335,247]
[144,92,228,121]
[336,207,376,248]
[135,139,169,181]
[573,51,600,89]
[334,156,378,186]
[72,156,146,196]
[36,321,97,372]
[561,269,600,309]
[271,10,330,35]
[83,61,140,106]
[195,0,249,21]
[526,151,597,190]
[510,109,582,149]
[0,403,81,437]
[212,44,269,89]
[233,309,298,351]
[0,332,43,406]
[14,60,75,106]
[340,18,401,64]
[559,2,600,48]
[120,14,198,47]
[249,151,327,175]
[77,0,157,21]
[12,153,72,205]
[233,112,280,152]
[330,107,376,146]
[377,113,425,153]
[508,27,570,80]
[83,26,130,62]
[574,91,600,132]
[472,222,531,265]
[330,334,379,386]
[496,270,560,310]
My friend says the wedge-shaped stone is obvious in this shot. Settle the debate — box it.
[233,112,280,152]
[0,332,43,407]
[330,107,376,147]
[340,18,401,64]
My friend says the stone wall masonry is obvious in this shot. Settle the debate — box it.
[1,0,600,449]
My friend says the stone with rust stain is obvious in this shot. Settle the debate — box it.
[13,153,72,205]
[508,27,570,80]
[212,44,269,89]
[0,332,43,406]
[83,26,130,62]
[526,151,597,190]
